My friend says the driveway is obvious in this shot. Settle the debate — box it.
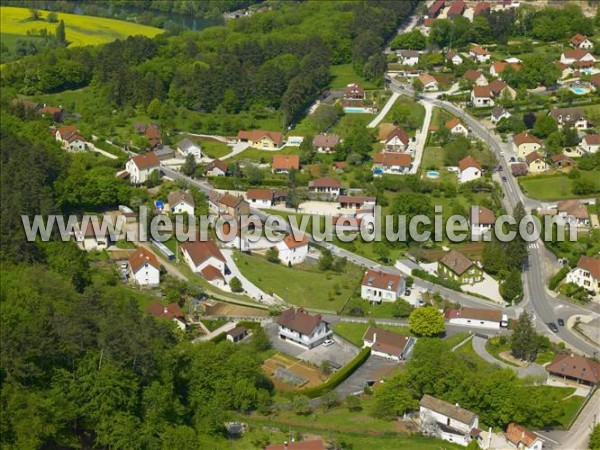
[462,273,504,304]
[223,249,279,305]
[334,355,399,397]
[221,141,249,160]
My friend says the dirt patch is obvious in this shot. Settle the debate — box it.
[204,301,268,317]
[262,353,326,391]
[499,351,529,367]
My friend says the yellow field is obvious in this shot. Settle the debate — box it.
[0,6,163,47]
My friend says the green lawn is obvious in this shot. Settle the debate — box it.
[329,63,379,90]
[332,322,412,347]
[519,171,600,200]
[485,339,519,367]
[533,385,583,428]
[383,95,425,131]
[227,145,300,164]
[233,251,362,312]
[177,135,231,159]
[444,332,471,349]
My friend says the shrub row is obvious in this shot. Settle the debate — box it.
[412,269,463,292]
[236,320,263,330]
[211,332,227,343]
[300,347,371,399]
[549,267,569,291]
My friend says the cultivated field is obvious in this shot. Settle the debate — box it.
[1,7,163,48]
[262,353,326,391]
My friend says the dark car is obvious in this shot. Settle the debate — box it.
[557,318,565,327]
[548,322,559,333]
[404,289,412,296]
[502,176,508,182]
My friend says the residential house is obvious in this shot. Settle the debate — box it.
[566,256,599,294]
[308,177,342,198]
[510,162,529,177]
[338,196,376,210]
[549,107,589,130]
[546,353,600,386]
[276,307,332,349]
[76,219,114,251]
[560,49,596,66]
[180,239,227,287]
[176,138,203,161]
[128,247,161,286]
[488,79,516,99]
[312,134,340,153]
[373,152,412,175]
[146,302,186,331]
[525,151,548,174]
[399,50,420,66]
[470,205,495,237]
[209,192,250,217]
[272,154,300,173]
[469,45,491,63]
[447,50,464,66]
[153,146,175,161]
[505,423,544,450]
[144,124,162,149]
[491,106,511,125]
[205,158,228,177]
[125,152,161,184]
[168,190,195,216]
[438,250,483,285]
[513,132,542,159]
[55,125,86,151]
[333,161,347,172]
[445,118,468,136]
[237,130,284,149]
[428,0,445,18]
[360,270,405,304]
[362,326,415,361]
[39,104,64,121]
[344,83,365,100]
[578,134,600,154]
[471,86,493,108]
[226,326,248,343]
[550,154,574,170]
[445,307,502,329]
[557,199,590,228]
[464,69,488,86]
[420,394,481,447]
[246,189,274,208]
[419,73,439,91]
[384,126,410,152]
[473,1,491,16]
[570,34,594,50]
[276,233,309,266]
[489,61,521,79]
[447,0,465,19]
[458,156,482,184]
[265,439,325,450]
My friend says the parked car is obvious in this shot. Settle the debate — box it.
[404,289,412,296]
[502,176,508,182]
[547,322,559,333]
[322,339,334,347]
[557,318,565,327]
[418,298,426,307]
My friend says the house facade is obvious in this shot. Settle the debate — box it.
[525,151,547,174]
[458,156,482,184]
[168,190,195,216]
[560,49,596,65]
[373,152,412,175]
[491,106,511,125]
[209,192,250,217]
[205,159,228,176]
[571,34,594,49]
[176,138,203,161]
[420,394,481,447]
[312,134,340,153]
[399,50,420,66]
[445,118,468,136]
[128,247,161,286]
[308,177,342,198]
[126,152,161,184]
[546,353,600,386]
[360,270,405,303]
[578,134,600,154]
[276,307,332,349]
[276,233,309,266]
[272,154,300,173]
[471,86,493,108]
[549,107,589,130]
[384,126,409,152]
[246,189,273,208]
[513,132,543,159]
[566,256,599,294]
[76,220,114,251]
[469,45,491,63]
[445,307,502,329]
[180,239,227,287]
[237,130,284,149]
[506,423,544,450]
[557,199,590,228]
[470,205,495,238]
[362,326,415,361]
[55,125,86,151]
[438,250,483,285]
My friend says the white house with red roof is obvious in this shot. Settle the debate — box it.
[560,48,596,66]
[570,34,594,50]
[458,156,482,184]
[360,269,405,303]
[469,45,490,63]
[246,188,274,208]
[180,239,227,287]
[126,152,161,184]
[373,152,412,175]
[362,326,415,361]
[308,177,342,198]
[276,233,309,266]
[470,205,495,238]
[579,134,600,154]
[505,423,544,450]
[384,126,410,152]
[276,307,332,349]
[128,247,161,286]
[567,256,600,294]
[445,118,468,136]
[513,132,543,159]
[471,86,493,108]
[55,125,86,152]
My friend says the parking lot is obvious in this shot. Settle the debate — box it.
[265,322,358,368]
[334,355,400,397]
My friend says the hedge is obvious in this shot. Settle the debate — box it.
[211,332,227,343]
[412,269,463,292]
[300,347,371,399]
[236,321,263,330]
[549,267,569,290]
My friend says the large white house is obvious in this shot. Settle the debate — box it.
[125,152,161,184]
[567,256,600,294]
[578,134,600,154]
[560,49,596,66]
[167,190,195,216]
[570,33,594,50]
[176,138,203,161]
[276,307,332,349]
[55,125,86,152]
[513,132,543,159]
[308,177,343,198]
[445,307,503,330]
[362,326,415,361]
[246,188,274,208]
[458,156,482,184]
[420,395,481,447]
[360,270,405,303]
[128,247,161,286]
[180,239,227,287]
[276,233,309,266]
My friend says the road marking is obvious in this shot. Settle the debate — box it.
[527,243,538,250]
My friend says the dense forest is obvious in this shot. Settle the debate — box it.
[1,1,417,127]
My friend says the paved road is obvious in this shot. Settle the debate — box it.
[367,92,399,129]
[221,249,280,305]
[471,335,547,379]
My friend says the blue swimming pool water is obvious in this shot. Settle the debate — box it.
[344,107,370,113]
[571,87,588,95]
[427,171,440,179]
[582,69,594,75]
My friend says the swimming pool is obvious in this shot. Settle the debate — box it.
[344,107,372,113]
[582,69,594,75]
[427,171,440,179]
[571,87,589,95]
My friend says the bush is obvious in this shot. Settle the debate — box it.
[549,267,569,290]
[412,269,463,292]
[211,332,227,343]
[300,348,371,398]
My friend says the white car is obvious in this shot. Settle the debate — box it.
[322,339,334,347]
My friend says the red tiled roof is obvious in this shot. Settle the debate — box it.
[266,439,325,450]
[458,156,481,171]
[464,69,484,82]
[373,152,411,167]
[583,134,600,145]
[385,126,409,145]
[272,154,300,171]
[309,177,342,188]
[525,151,544,165]
[281,233,308,249]
[439,250,476,276]
[472,86,492,98]
[562,48,592,61]
[445,117,463,130]
[577,256,600,280]
[488,79,509,96]
[428,0,445,16]
[473,1,490,16]
[363,326,410,356]
[506,423,541,448]
[447,0,465,17]
[247,189,273,200]
[491,61,521,74]
[470,45,490,56]
[237,129,283,145]
[546,353,600,384]
[344,83,365,98]
[471,205,495,225]
[570,34,588,46]
[206,158,228,173]
[180,239,225,267]
[129,247,160,273]
[361,270,402,292]
[145,124,161,140]
[513,132,542,146]
[276,308,324,336]
[201,264,225,281]
[445,307,502,322]
[131,152,161,170]
[147,302,182,319]
[312,134,340,148]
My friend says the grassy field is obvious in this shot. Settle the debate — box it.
[1,7,163,48]
[233,251,362,311]
[329,63,379,90]
[519,171,600,201]
[332,322,412,347]
[176,135,231,159]
[227,145,301,164]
